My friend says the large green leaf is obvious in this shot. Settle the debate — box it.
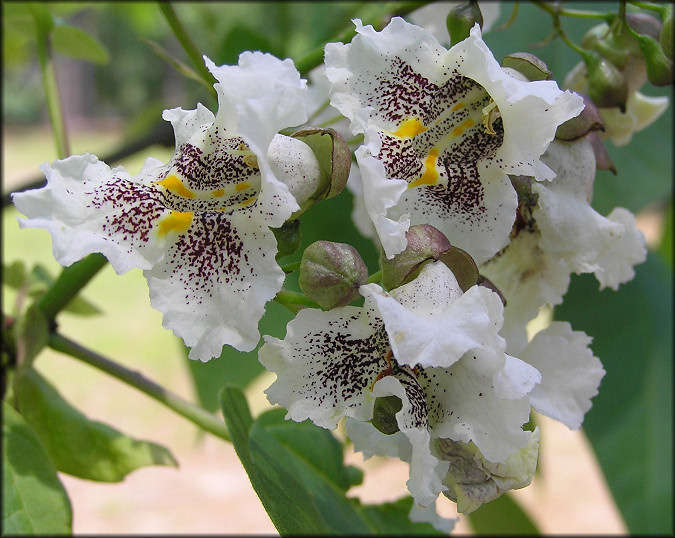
[467,492,539,535]
[554,252,673,533]
[220,386,445,535]
[14,368,178,482]
[2,402,72,535]
[51,23,109,64]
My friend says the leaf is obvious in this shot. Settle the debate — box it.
[14,368,178,482]
[357,496,443,535]
[554,252,673,533]
[51,23,109,64]
[2,401,72,535]
[186,301,292,412]
[13,303,50,367]
[2,260,27,290]
[141,37,212,91]
[467,492,540,535]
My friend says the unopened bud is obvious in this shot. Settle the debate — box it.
[380,224,452,290]
[272,219,302,259]
[446,1,483,46]
[556,92,604,141]
[636,33,673,86]
[501,52,552,81]
[299,240,368,309]
[581,23,637,69]
[586,52,629,112]
[371,395,402,435]
[626,12,662,40]
[290,127,351,219]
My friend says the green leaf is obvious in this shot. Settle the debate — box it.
[2,260,27,290]
[467,492,540,535]
[14,368,178,482]
[357,496,443,535]
[51,23,109,64]
[220,385,329,535]
[2,401,72,535]
[186,301,292,412]
[554,252,673,533]
[658,199,673,269]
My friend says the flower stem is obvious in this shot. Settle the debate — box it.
[37,253,108,323]
[48,331,231,442]
[274,289,319,312]
[29,5,69,159]
[158,2,217,98]
[367,270,383,284]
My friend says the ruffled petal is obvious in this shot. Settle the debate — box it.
[361,261,506,369]
[145,210,284,360]
[260,305,389,429]
[14,154,173,273]
[520,322,605,429]
[533,139,646,285]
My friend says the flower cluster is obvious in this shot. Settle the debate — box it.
[13,8,659,531]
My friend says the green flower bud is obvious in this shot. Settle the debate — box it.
[299,240,368,309]
[501,52,553,81]
[636,33,673,86]
[626,12,662,40]
[380,224,452,290]
[585,52,629,112]
[556,92,605,141]
[371,395,403,435]
[446,1,483,46]
[661,9,673,60]
[290,127,351,219]
[581,22,637,70]
[272,219,302,259]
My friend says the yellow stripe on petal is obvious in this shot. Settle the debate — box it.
[451,117,476,138]
[236,181,250,192]
[212,189,225,197]
[409,148,440,189]
[155,175,195,199]
[451,102,465,112]
[391,117,427,139]
[157,210,193,237]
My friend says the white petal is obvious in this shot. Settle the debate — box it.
[145,210,284,360]
[361,262,506,369]
[480,229,571,355]
[534,139,646,285]
[14,154,172,274]
[260,305,388,429]
[599,91,669,147]
[408,500,457,534]
[520,322,605,429]
[493,355,541,400]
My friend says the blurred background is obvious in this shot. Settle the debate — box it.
[3,2,671,534]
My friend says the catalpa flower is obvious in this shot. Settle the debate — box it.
[481,137,646,354]
[13,52,322,361]
[325,18,584,263]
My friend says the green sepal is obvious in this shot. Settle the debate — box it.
[272,219,302,260]
[371,395,402,435]
[501,52,552,81]
[14,368,178,482]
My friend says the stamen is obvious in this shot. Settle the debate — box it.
[482,100,501,135]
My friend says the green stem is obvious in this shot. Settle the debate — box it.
[281,261,301,273]
[367,270,383,284]
[294,1,429,75]
[158,2,217,98]
[29,7,69,159]
[531,1,613,21]
[274,289,319,311]
[37,253,108,323]
[628,1,670,17]
[48,332,231,442]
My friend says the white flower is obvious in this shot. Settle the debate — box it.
[325,18,583,262]
[260,261,541,510]
[13,52,321,361]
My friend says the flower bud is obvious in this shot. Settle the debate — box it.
[299,240,368,309]
[585,52,629,112]
[371,395,402,435]
[661,9,673,60]
[626,12,662,40]
[435,430,540,514]
[581,21,640,70]
[636,33,673,86]
[556,92,605,141]
[380,224,452,290]
[290,127,351,219]
[501,52,552,81]
[446,1,483,46]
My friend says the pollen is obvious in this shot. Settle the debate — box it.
[155,174,195,199]
[392,117,427,138]
[409,147,440,189]
[157,210,193,236]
